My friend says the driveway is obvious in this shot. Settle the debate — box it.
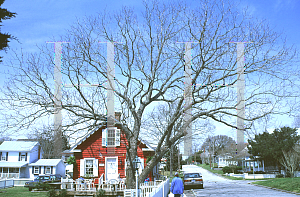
[181,165,298,197]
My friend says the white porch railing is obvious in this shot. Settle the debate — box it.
[0,173,19,178]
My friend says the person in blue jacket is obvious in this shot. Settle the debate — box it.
[170,172,184,197]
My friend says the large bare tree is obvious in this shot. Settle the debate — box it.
[1,0,299,188]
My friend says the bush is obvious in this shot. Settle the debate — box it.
[48,189,57,197]
[285,171,292,178]
[222,166,232,174]
[205,163,209,165]
[96,189,106,197]
[276,174,284,178]
[48,189,69,197]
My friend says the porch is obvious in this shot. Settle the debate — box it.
[0,163,27,179]
[58,175,169,197]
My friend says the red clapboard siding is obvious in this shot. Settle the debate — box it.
[73,125,154,181]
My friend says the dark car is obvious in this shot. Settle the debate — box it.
[183,172,203,189]
[24,174,62,191]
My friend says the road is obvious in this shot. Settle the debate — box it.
[181,165,298,197]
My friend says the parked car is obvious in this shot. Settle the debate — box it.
[183,172,203,189]
[24,174,62,191]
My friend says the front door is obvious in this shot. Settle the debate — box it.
[105,157,118,181]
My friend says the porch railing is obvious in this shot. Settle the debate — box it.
[0,173,19,178]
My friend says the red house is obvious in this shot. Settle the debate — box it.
[69,118,157,183]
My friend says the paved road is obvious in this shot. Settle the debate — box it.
[181,165,298,197]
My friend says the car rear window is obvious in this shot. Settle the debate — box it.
[184,173,201,178]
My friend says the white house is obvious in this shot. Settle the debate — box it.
[0,141,43,178]
[28,159,65,178]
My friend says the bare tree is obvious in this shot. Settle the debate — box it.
[279,145,300,177]
[200,135,236,158]
[1,0,299,188]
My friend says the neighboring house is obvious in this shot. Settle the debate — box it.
[0,141,43,178]
[217,145,265,172]
[69,114,157,182]
[217,154,238,167]
[62,150,74,178]
[28,159,65,178]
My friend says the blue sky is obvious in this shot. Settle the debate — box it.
[0,0,299,143]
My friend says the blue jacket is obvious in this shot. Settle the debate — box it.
[170,177,184,194]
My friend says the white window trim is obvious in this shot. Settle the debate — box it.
[20,153,26,161]
[80,158,98,177]
[45,167,51,174]
[85,159,94,175]
[102,127,120,147]
[34,167,39,174]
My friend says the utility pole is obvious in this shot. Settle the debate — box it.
[213,136,215,168]
[178,144,180,173]
[170,144,173,178]
[209,136,211,169]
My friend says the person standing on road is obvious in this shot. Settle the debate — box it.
[171,172,184,197]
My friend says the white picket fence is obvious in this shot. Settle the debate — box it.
[124,179,169,197]
[0,178,14,189]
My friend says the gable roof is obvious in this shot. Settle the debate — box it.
[69,124,155,152]
[0,141,39,151]
[29,159,62,166]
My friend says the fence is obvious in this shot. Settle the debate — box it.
[0,178,14,189]
[124,179,169,197]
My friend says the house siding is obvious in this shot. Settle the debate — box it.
[74,126,153,182]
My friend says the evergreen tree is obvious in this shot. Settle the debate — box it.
[0,0,16,62]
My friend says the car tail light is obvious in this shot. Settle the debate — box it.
[184,180,191,182]
[195,179,203,181]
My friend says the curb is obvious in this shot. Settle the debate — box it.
[250,182,300,195]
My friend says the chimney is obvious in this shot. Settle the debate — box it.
[115,112,121,122]
[38,146,41,159]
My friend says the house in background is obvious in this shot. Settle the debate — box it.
[68,113,158,183]
[62,149,74,178]
[28,159,65,178]
[0,141,43,178]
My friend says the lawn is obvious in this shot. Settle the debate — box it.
[0,187,48,197]
[197,163,223,175]
[252,177,300,193]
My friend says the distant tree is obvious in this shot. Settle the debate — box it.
[0,136,12,144]
[27,125,70,159]
[0,0,16,62]
[165,145,182,171]
[248,127,300,171]
[293,115,300,128]
[200,135,236,158]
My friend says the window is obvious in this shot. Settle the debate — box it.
[85,160,93,175]
[102,128,120,147]
[1,152,7,161]
[20,153,26,161]
[34,167,39,174]
[45,167,51,174]
[107,129,115,146]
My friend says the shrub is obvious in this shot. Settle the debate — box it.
[276,174,284,178]
[96,189,106,197]
[222,166,232,174]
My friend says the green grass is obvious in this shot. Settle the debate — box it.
[197,163,223,175]
[0,187,48,197]
[252,177,300,193]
